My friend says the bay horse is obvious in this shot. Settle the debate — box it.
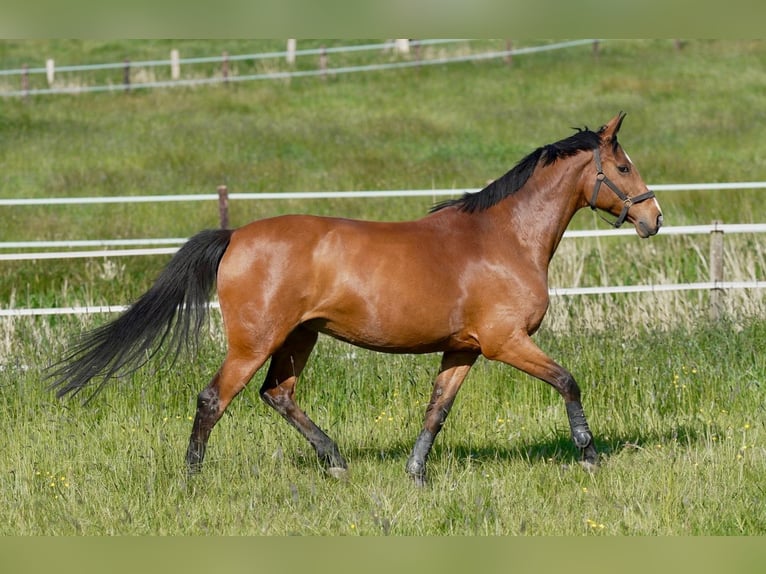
[49,112,663,485]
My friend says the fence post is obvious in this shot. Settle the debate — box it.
[123,59,131,91]
[170,49,180,80]
[22,63,29,99]
[592,40,600,59]
[46,59,55,86]
[319,45,327,79]
[222,51,229,83]
[218,185,229,229]
[505,39,513,66]
[709,220,724,320]
[286,39,296,65]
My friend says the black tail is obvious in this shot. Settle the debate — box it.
[47,228,233,400]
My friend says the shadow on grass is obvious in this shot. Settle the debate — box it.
[335,424,702,469]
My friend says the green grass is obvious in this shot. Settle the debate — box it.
[1,317,764,535]
[1,39,766,535]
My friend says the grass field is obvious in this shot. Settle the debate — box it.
[1,39,765,535]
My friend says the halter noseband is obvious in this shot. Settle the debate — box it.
[589,147,655,228]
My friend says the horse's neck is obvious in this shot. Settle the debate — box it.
[491,157,587,267]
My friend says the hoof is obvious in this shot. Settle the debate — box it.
[409,473,428,488]
[326,466,348,480]
[405,457,427,487]
[185,463,202,478]
[572,428,593,450]
[580,443,599,472]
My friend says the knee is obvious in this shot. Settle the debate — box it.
[558,372,581,401]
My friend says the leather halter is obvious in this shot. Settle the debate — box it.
[589,147,655,228]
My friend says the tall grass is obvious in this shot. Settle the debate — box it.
[1,39,765,535]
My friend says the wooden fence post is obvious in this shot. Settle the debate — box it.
[709,220,724,320]
[218,185,229,229]
[505,40,513,66]
[123,59,131,91]
[22,63,29,99]
[592,40,600,59]
[222,51,229,83]
[319,46,327,79]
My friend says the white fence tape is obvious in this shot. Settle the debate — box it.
[3,224,766,260]
[0,302,219,317]
[3,282,764,318]
[0,189,470,206]
[0,247,179,261]
[549,281,766,297]
[2,181,766,207]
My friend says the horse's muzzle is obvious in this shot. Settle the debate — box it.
[637,213,663,238]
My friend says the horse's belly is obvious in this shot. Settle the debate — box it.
[303,312,478,354]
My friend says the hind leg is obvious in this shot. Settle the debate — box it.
[186,350,268,474]
[259,326,347,477]
[406,351,478,486]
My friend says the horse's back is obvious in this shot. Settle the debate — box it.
[222,212,458,275]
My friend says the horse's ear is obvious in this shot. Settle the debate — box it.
[599,112,627,140]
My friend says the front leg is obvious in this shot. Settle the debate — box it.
[566,401,598,468]
[483,330,600,469]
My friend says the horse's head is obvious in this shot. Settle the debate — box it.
[586,113,663,238]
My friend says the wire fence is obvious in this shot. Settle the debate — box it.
[2,181,765,317]
[0,40,466,78]
[3,181,766,208]
[0,39,599,98]
[1,222,765,261]
[3,277,765,318]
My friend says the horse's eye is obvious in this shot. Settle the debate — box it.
[617,165,630,174]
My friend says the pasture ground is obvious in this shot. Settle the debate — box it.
[0,316,764,534]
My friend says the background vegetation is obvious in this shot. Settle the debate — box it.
[0,39,764,534]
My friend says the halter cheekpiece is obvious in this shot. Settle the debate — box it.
[589,147,655,228]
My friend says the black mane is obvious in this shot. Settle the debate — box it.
[431,126,603,213]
